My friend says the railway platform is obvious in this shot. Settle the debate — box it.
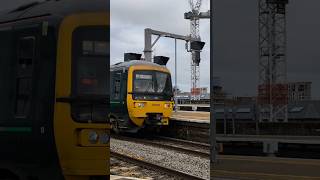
[167,112,320,157]
[212,155,320,180]
[171,111,210,122]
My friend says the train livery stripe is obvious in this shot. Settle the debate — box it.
[0,127,32,132]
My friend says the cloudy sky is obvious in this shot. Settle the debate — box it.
[0,0,210,93]
[213,0,320,98]
[2,0,319,97]
[111,0,211,92]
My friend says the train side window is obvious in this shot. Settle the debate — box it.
[15,37,35,117]
[114,79,121,100]
[112,71,121,100]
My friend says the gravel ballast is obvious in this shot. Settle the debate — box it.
[111,157,179,180]
[111,138,210,179]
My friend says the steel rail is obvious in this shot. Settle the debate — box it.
[110,151,205,180]
[112,135,210,158]
[155,136,210,149]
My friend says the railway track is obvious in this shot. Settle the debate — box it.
[110,151,205,180]
[156,136,210,149]
[112,135,210,158]
[112,134,320,180]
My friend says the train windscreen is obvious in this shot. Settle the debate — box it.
[71,26,109,123]
[133,70,173,101]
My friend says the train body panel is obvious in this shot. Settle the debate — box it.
[0,1,110,179]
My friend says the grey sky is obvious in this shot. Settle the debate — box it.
[213,0,320,98]
[111,0,211,92]
[1,0,210,92]
[6,1,318,98]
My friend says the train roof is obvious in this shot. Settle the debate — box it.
[0,0,108,26]
[111,60,167,70]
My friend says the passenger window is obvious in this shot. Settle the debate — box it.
[114,79,121,100]
[15,37,35,117]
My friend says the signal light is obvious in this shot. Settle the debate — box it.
[189,41,205,65]
[184,11,193,19]
[190,41,205,51]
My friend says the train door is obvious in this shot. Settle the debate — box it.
[0,26,28,176]
[120,70,128,113]
[13,24,62,178]
[110,70,121,112]
[0,28,14,124]
[12,27,38,163]
[111,70,127,114]
[0,22,62,178]
[110,70,127,130]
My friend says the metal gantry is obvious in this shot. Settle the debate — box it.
[144,28,199,62]
[143,28,206,111]
[258,0,289,122]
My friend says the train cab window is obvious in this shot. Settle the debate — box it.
[82,40,108,56]
[73,28,108,96]
[133,70,173,101]
[15,37,35,117]
[71,26,109,123]
[134,72,155,93]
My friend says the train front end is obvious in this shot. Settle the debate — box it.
[127,64,174,129]
[54,12,110,179]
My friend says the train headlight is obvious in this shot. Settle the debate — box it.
[88,131,99,144]
[164,103,171,108]
[135,102,146,108]
[99,133,110,144]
